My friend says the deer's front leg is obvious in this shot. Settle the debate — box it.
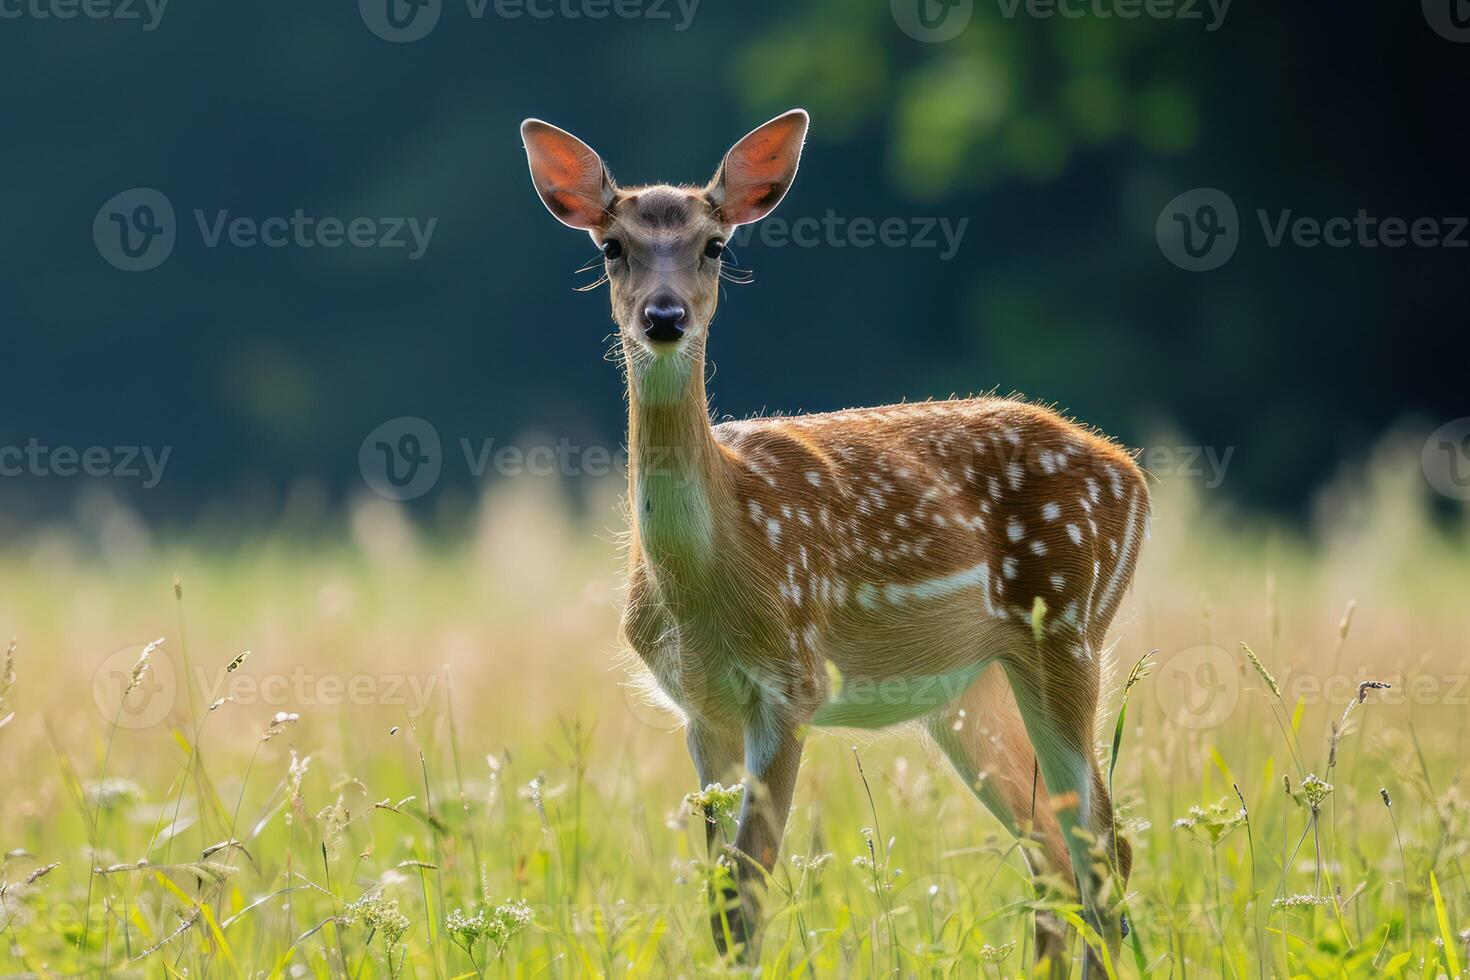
[686,722,742,855]
[717,716,805,959]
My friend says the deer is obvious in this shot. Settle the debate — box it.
[520,108,1148,975]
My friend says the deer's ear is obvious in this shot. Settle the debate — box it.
[708,109,808,227]
[521,119,615,231]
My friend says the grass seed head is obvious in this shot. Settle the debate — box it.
[1238,642,1281,699]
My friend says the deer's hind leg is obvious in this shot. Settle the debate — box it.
[925,662,1077,977]
[999,630,1130,978]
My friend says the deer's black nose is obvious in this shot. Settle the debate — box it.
[642,297,687,343]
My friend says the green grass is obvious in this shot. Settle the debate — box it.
[1,466,1467,977]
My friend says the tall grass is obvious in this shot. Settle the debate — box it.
[0,444,1466,976]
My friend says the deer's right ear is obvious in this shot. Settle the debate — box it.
[521,119,615,231]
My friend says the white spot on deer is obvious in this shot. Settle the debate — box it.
[1003,428,1022,446]
[988,477,1003,500]
[748,499,763,522]
[1042,501,1061,521]
[882,560,996,609]
[1066,523,1083,545]
[1086,477,1101,502]
[1108,467,1124,499]
[1050,573,1066,591]
[894,512,910,528]
[1007,518,1025,542]
[781,504,793,519]
[1006,462,1024,490]
[1029,539,1049,556]
[1096,493,1142,618]
[855,583,879,609]
[765,518,782,548]
[805,471,822,487]
[1002,556,1018,579]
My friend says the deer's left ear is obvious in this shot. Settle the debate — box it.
[707,109,808,227]
[521,118,616,231]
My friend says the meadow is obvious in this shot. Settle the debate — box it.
[1,433,1467,977]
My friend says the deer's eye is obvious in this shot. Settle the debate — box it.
[703,238,725,260]
[602,239,623,261]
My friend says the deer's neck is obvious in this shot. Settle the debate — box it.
[626,346,728,577]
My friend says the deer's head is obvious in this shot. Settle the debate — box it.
[521,110,807,367]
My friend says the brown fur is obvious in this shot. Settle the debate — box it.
[523,110,1146,974]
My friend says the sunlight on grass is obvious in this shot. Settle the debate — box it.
[0,440,1467,976]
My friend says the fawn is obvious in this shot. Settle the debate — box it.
[521,108,1148,974]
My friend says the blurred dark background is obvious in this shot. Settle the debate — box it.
[1,0,1466,534]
